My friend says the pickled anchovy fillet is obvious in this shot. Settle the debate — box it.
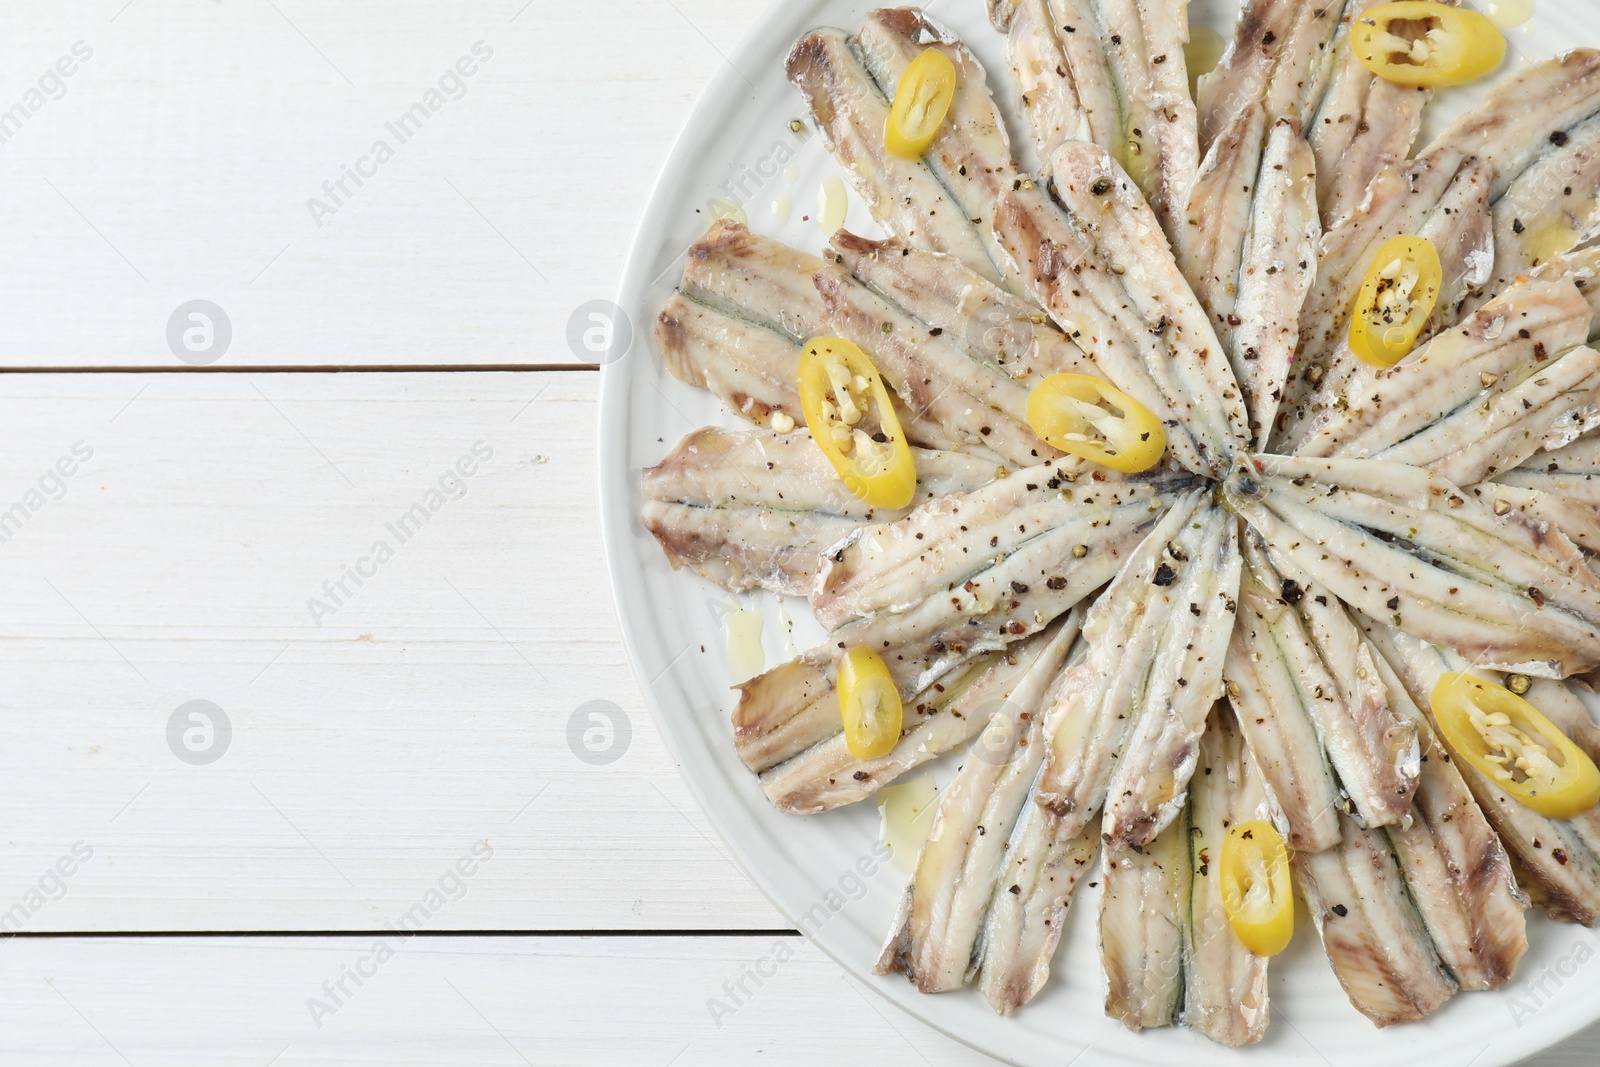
[787,26,999,282]
[1226,529,1418,847]
[973,776,1102,1013]
[989,0,1199,240]
[643,426,996,597]
[1195,0,1346,152]
[1295,808,1458,1026]
[1279,50,1600,450]
[1536,245,1600,335]
[1275,156,1495,452]
[1423,49,1600,206]
[852,9,1029,291]
[1470,481,1600,561]
[660,222,978,456]
[762,612,1081,815]
[1178,114,1319,445]
[878,619,1082,990]
[1305,0,1433,229]
[1468,115,1600,317]
[1365,650,1529,991]
[655,292,807,431]
[827,233,1092,388]
[1365,624,1600,927]
[663,220,1069,466]
[679,220,831,343]
[814,270,1055,467]
[994,144,1250,475]
[813,462,1176,632]
[789,12,1025,288]
[1224,455,1600,677]
[1101,504,1242,846]
[736,464,1188,773]
[1493,426,1600,539]
[1226,546,1346,852]
[1182,705,1275,1047]
[1293,276,1599,485]
[1100,816,1187,1032]
[1037,491,1242,848]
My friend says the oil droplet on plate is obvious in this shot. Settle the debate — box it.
[776,601,799,659]
[784,163,801,184]
[878,774,939,870]
[724,599,765,682]
[772,188,793,224]
[707,197,747,226]
[1485,0,1535,30]
[1185,24,1226,95]
[818,175,849,234]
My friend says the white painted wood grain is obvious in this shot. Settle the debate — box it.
[0,0,766,367]
[0,936,1006,1066]
[0,371,786,930]
[0,936,1590,1066]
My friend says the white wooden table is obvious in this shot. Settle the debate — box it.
[1,1,1595,1063]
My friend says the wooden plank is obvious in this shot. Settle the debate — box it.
[0,935,1005,1065]
[0,0,762,368]
[0,371,787,930]
[1,935,1597,1065]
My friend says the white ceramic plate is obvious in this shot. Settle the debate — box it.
[598,3,1600,1064]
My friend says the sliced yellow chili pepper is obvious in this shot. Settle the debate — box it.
[1219,820,1295,958]
[1025,373,1166,473]
[1351,2,1506,88]
[838,646,903,759]
[797,337,917,510]
[1431,673,1600,819]
[1349,235,1443,368]
[885,48,957,159]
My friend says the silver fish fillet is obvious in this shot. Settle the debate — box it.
[1365,623,1600,927]
[1195,0,1337,145]
[1305,0,1433,229]
[762,612,1081,815]
[994,144,1250,475]
[1275,156,1495,452]
[1293,276,1599,486]
[1295,808,1458,1026]
[664,220,1063,466]
[813,270,1056,467]
[1226,539,1347,853]
[1279,50,1600,450]
[736,463,1188,773]
[1101,504,1242,846]
[1037,490,1242,848]
[827,232,1092,386]
[1225,454,1600,678]
[989,0,1199,240]
[880,618,1083,990]
[660,221,971,455]
[643,426,996,597]
[1365,649,1530,991]
[1099,815,1188,1032]
[1226,529,1419,844]
[1182,704,1275,1047]
[1469,480,1600,561]
[973,776,1102,1013]
[788,12,1018,287]
[1469,116,1600,316]
[1177,114,1320,445]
